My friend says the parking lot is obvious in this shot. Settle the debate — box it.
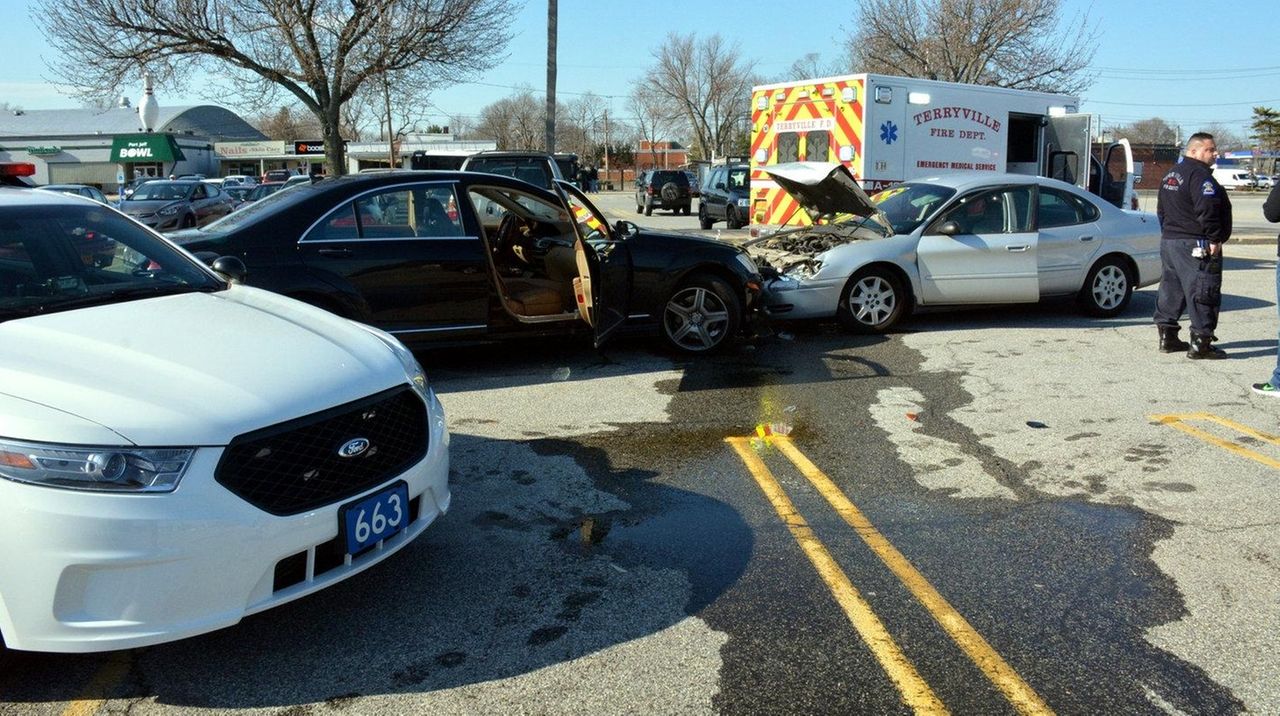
[3,186,1278,713]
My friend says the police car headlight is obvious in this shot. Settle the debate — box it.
[157,203,183,216]
[354,322,432,402]
[0,439,193,492]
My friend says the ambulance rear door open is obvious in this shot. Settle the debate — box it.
[1042,113,1093,191]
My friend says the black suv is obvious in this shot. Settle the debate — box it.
[635,170,692,216]
[698,164,751,229]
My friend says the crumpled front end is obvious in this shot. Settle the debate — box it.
[748,222,886,320]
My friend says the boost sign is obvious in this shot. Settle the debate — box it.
[294,141,325,155]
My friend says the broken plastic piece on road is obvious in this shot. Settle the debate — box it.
[552,366,571,381]
[906,412,919,422]
[1026,421,1048,429]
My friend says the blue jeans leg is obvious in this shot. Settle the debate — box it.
[1272,262,1280,386]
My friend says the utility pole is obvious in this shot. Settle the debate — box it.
[545,0,557,154]
[383,74,395,168]
[603,107,609,189]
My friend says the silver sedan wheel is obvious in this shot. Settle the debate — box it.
[1090,264,1129,310]
[847,275,898,327]
[664,286,731,352]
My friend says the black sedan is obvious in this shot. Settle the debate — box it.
[171,171,763,353]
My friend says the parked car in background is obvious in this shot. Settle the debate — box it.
[222,185,254,209]
[34,183,111,206]
[283,174,317,189]
[1213,168,1255,191]
[1254,174,1273,190]
[171,170,763,353]
[699,164,751,229]
[262,169,293,183]
[635,170,693,216]
[746,162,1161,333]
[0,187,450,653]
[246,181,287,202]
[460,151,564,190]
[118,179,235,231]
[176,174,207,181]
[685,171,700,198]
[221,174,257,187]
[121,175,162,199]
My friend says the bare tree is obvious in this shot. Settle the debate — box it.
[473,91,545,150]
[783,52,848,81]
[628,84,679,171]
[35,0,516,175]
[844,0,1098,94]
[1111,117,1179,146]
[248,106,324,141]
[644,33,756,161]
[562,92,605,160]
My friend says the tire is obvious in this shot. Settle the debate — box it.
[726,207,743,230]
[644,197,653,216]
[698,204,713,230]
[1078,256,1133,317]
[837,267,908,333]
[661,274,741,354]
[636,202,642,214]
[660,181,680,205]
[682,203,692,215]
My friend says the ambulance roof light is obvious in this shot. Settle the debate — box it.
[1048,106,1068,117]
[907,92,931,105]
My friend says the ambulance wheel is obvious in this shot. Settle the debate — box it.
[698,204,713,230]
[837,266,908,333]
[1078,255,1133,317]
[726,207,743,230]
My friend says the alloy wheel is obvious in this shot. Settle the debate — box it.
[847,275,897,327]
[664,286,731,351]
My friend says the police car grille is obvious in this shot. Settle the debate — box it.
[215,386,428,515]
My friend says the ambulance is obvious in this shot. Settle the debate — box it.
[748,73,1137,227]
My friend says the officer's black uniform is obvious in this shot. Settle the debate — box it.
[1153,155,1232,357]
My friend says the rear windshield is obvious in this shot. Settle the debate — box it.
[649,171,689,186]
[465,158,553,189]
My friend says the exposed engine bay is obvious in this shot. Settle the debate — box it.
[746,220,885,278]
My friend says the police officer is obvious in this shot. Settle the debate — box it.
[1154,132,1232,359]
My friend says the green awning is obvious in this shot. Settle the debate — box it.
[110,133,186,163]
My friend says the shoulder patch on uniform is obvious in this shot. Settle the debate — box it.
[1202,181,1216,196]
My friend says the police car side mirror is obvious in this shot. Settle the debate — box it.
[934,220,962,236]
[210,255,247,283]
[613,220,639,237]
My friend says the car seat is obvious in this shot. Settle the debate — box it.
[417,198,460,236]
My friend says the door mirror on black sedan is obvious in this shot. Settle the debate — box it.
[934,220,962,236]
[210,256,248,283]
[613,220,639,238]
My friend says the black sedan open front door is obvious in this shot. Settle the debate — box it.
[556,181,630,347]
[296,181,490,337]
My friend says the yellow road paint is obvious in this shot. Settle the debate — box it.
[1151,413,1280,470]
[726,437,948,715]
[769,437,1054,716]
[60,650,130,716]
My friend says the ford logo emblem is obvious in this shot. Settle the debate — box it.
[338,438,371,458]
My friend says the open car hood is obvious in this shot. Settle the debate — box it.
[766,162,889,230]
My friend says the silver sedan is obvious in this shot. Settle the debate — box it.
[747,163,1162,332]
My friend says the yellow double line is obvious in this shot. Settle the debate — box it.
[1151,413,1280,469]
[727,436,1052,716]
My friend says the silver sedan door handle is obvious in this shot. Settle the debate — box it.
[1006,245,1029,252]
[1079,235,1096,242]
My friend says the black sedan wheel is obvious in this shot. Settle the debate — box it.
[1078,256,1133,317]
[698,204,713,230]
[837,267,908,333]
[662,274,740,353]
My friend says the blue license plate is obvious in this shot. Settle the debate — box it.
[341,482,410,554]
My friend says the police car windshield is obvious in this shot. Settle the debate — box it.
[869,183,956,235]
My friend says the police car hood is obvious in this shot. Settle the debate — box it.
[766,162,890,229]
[0,285,404,446]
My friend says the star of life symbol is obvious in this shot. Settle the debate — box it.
[880,121,899,144]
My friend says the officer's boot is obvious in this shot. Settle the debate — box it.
[1187,333,1226,360]
[1158,325,1189,353]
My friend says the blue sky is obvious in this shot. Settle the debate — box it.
[3,0,1277,142]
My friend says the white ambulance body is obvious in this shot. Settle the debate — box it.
[749,73,1137,227]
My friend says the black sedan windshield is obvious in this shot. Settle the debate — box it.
[0,205,222,321]
[870,183,957,235]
